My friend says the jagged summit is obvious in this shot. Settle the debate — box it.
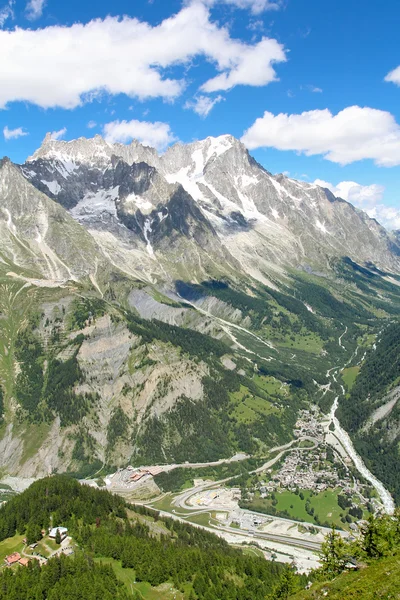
[26,132,241,169]
[27,132,159,168]
[16,132,400,278]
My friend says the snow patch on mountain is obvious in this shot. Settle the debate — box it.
[125,193,153,213]
[165,168,203,203]
[143,219,154,257]
[42,180,61,195]
[70,188,119,222]
[316,220,328,234]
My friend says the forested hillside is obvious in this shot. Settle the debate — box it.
[338,322,400,502]
[0,476,304,599]
[1,476,400,599]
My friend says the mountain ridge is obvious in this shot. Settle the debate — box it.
[0,133,400,489]
[20,133,400,284]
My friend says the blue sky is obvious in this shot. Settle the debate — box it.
[0,0,399,228]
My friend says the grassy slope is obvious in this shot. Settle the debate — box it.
[342,367,360,392]
[94,557,187,600]
[243,489,357,529]
[292,553,400,600]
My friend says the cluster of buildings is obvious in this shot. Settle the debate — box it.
[293,407,325,443]
[4,553,30,568]
[3,526,70,569]
[265,448,351,493]
[105,465,165,490]
[258,406,354,494]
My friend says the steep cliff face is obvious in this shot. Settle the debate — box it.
[21,134,400,284]
[0,158,105,282]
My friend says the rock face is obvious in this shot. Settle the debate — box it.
[21,134,400,284]
[0,158,103,281]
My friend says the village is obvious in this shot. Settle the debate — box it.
[259,407,356,493]
[2,526,74,570]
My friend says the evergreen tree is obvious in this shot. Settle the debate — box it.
[320,526,348,577]
[269,566,297,599]
[55,528,61,545]
[26,522,42,545]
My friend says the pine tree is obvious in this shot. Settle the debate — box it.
[55,528,61,545]
[269,565,297,599]
[320,526,348,577]
[26,522,42,546]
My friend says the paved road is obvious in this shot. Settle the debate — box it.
[148,505,321,555]
[169,436,318,512]
[212,524,322,551]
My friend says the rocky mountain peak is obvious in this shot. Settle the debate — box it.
[16,133,400,279]
[27,133,159,169]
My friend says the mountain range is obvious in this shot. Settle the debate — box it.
[0,133,399,495]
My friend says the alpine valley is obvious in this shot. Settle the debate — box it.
[1,132,400,518]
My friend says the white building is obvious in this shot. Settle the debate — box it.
[49,527,68,541]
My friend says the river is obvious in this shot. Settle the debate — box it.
[329,398,395,515]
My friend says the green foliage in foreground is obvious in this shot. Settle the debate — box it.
[318,511,400,578]
[0,553,131,600]
[0,476,308,600]
[293,511,400,599]
[292,553,400,600]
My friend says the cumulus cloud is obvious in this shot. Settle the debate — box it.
[367,205,400,231]
[0,0,14,28]
[314,178,400,231]
[3,125,28,140]
[103,119,176,150]
[242,106,400,166]
[87,120,97,129]
[193,0,283,13]
[184,94,224,117]
[26,0,46,20]
[0,4,286,110]
[314,179,385,208]
[50,127,67,140]
[385,65,400,86]
[201,38,285,92]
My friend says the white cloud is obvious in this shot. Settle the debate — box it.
[314,179,385,207]
[385,65,400,86]
[314,178,400,231]
[201,37,285,92]
[184,94,224,117]
[0,0,14,28]
[87,120,97,129]
[103,119,176,150]
[242,106,400,166]
[367,205,400,231]
[0,4,286,110]
[50,127,67,140]
[192,0,282,14]
[3,125,28,140]
[25,0,46,20]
